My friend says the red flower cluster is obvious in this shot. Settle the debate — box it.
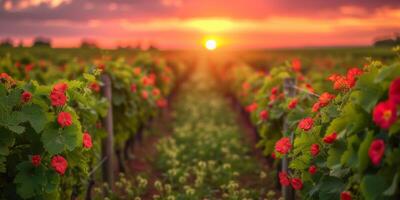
[31,155,41,167]
[310,144,320,156]
[21,91,32,103]
[279,171,303,190]
[57,112,72,128]
[0,72,16,86]
[50,83,68,107]
[51,155,68,175]
[141,75,156,86]
[341,191,352,200]
[83,132,93,149]
[275,137,292,155]
[323,132,337,144]
[288,98,298,109]
[279,171,290,186]
[89,82,100,92]
[245,103,258,113]
[373,100,397,129]
[291,178,303,190]
[309,165,317,175]
[298,117,314,131]
[312,92,335,112]
[368,139,385,166]
[259,110,269,121]
[328,68,362,91]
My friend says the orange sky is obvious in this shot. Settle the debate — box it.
[1,0,400,49]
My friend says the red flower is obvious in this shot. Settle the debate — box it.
[275,137,292,155]
[292,58,301,72]
[309,165,317,175]
[298,117,314,131]
[53,83,68,93]
[25,64,34,73]
[291,178,303,190]
[50,90,67,107]
[130,84,137,93]
[373,100,397,129]
[51,155,68,175]
[141,90,149,99]
[323,132,337,144]
[152,88,160,96]
[21,91,32,103]
[31,155,41,167]
[279,171,290,186]
[271,87,278,95]
[259,110,269,121]
[269,94,277,102]
[83,132,93,149]
[368,139,385,166]
[310,144,320,157]
[156,98,168,108]
[327,74,340,82]
[57,112,72,128]
[242,82,251,91]
[346,68,363,88]
[288,98,298,109]
[341,191,352,200]
[389,78,400,104]
[271,152,276,160]
[245,103,258,113]
[333,76,350,91]
[89,82,100,92]
[318,92,335,106]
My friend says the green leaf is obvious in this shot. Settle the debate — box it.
[327,141,346,168]
[358,131,373,173]
[361,175,388,200]
[375,64,400,83]
[41,123,81,155]
[22,104,47,133]
[318,176,345,200]
[383,173,398,196]
[83,73,96,82]
[352,70,384,112]
[14,161,47,199]
[0,128,15,156]
[326,103,368,135]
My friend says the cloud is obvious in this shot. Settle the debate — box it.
[2,0,71,11]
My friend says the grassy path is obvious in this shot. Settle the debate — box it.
[151,64,277,199]
[95,62,278,199]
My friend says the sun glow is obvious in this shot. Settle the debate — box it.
[205,39,217,50]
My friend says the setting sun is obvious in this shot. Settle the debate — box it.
[205,39,217,50]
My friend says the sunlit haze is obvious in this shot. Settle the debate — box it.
[1,0,400,49]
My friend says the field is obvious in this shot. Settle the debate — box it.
[0,45,400,200]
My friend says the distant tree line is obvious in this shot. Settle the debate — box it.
[0,37,158,50]
[374,33,400,47]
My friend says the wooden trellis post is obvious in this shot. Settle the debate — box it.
[282,77,296,200]
[101,74,114,187]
